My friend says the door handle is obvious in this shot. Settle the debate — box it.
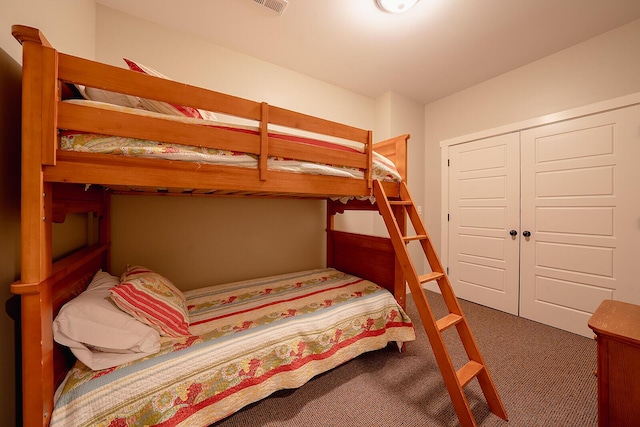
[509,230,517,237]
[523,230,531,237]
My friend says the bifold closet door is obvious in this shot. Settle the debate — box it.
[519,106,640,338]
[448,133,520,315]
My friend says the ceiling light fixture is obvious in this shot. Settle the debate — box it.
[375,0,419,14]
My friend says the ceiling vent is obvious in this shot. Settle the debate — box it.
[253,0,289,15]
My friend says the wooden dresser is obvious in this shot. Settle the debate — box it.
[588,300,640,427]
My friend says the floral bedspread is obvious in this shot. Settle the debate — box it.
[51,268,415,426]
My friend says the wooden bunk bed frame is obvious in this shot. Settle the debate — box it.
[10,25,411,427]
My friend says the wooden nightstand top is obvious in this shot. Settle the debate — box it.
[589,300,640,346]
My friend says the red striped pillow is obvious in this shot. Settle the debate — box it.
[110,268,190,337]
[120,265,186,301]
[123,58,209,120]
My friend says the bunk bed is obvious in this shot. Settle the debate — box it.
[10,25,416,427]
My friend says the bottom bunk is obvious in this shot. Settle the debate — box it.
[11,185,415,427]
[50,266,415,426]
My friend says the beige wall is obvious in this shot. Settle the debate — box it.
[0,0,96,424]
[1,0,95,63]
[424,18,640,256]
[110,196,326,289]
[95,6,374,128]
[96,6,427,284]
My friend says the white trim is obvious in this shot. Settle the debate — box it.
[440,91,640,148]
[437,146,448,295]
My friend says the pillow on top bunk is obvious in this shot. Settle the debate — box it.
[110,266,190,338]
[53,270,161,371]
[123,58,218,122]
[75,84,143,110]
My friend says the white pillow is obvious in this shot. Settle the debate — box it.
[75,85,143,109]
[53,270,161,370]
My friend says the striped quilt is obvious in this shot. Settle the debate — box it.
[51,268,416,426]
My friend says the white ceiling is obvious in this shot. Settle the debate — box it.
[95,0,640,105]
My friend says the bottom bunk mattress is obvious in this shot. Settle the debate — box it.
[51,268,416,426]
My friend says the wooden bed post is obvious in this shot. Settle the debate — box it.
[12,25,58,427]
[326,204,335,268]
[392,201,407,309]
[259,102,269,181]
[366,130,373,190]
[100,188,112,271]
[373,133,410,309]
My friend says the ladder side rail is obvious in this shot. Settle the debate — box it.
[398,182,508,419]
[373,181,479,427]
[392,203,407,310]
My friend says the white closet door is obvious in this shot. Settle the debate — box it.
[448,133,521,315]
[519,106,640,337]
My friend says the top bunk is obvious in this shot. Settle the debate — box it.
[13,25,409,200]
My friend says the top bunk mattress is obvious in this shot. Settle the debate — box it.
[59,99,402,183]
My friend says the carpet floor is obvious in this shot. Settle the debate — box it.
[212,291,598,427]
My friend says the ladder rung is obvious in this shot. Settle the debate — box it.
[457,360,484,388]
[418,272,444,284]
[436,313,463,332]
[389,200,412,206]
[403,234,428,242]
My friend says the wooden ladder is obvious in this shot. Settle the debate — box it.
[373,180,508,427]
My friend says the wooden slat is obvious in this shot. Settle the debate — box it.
[269,104,369,144]
[269,136,367,169]
[58,53,262,120]
[259,102,269,181]
[41,47,57,166]
[457,361,484,388]
[436,313,463,332]
[327,230,396,293]
[51,183,105,220]
[403,234,428,242]
[365,130,373,189]
[419,271,444,284]
[374,134,409,182]
[58,102,261,154]
[45,152,377,198]
[167,188,189,194]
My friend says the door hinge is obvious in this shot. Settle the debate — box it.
[448,159,450,167]
[447,213,450,221]
[446,267,449,275]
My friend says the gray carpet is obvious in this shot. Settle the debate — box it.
[212,291,598,427]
